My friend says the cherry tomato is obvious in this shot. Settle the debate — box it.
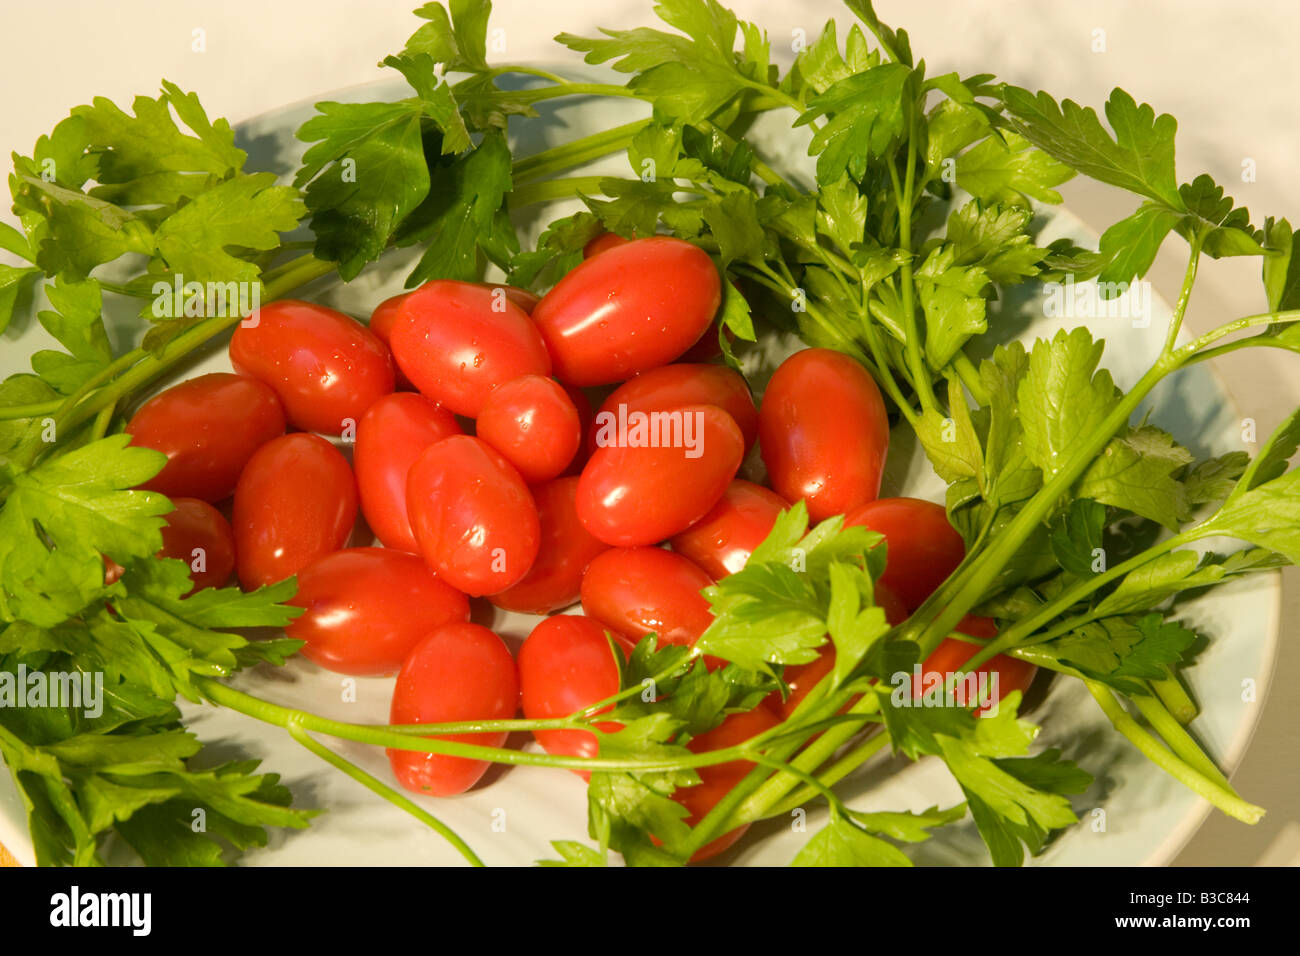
[388,622,519,797]
[126,373,285,502]
[577,403,744,547]
[916,615,1037,717]
[232,433,357,589]
[581,547,714,650]
[388,280,551,417]
[230,300,395,435]
[532,237,722,386]
[287,547,469,676]
[774,581,907,721]
[669,480,794,579]
[673,706,782,862]
[490,477,609,615]
[582,231,629,258]
[518,615,622,776]
[758,348,889,522]
[405,435,540,596]
[844,497,966,611]
[158,498,236,593]
[476,375,581,484]
[590,363,758,456]
[354,392,462,552]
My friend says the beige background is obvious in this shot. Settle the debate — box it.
[0,0,1296,865]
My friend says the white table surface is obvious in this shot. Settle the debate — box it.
[1,0,1297,867]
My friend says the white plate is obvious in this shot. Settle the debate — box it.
[0,74,1280,867]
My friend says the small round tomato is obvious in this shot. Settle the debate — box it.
[577,403,744,548]
[669,480,794,579]
[581,547,714,650]
[582,231,629,258]
[230,300,395,435]
[126,372,285,502]
[844,497,966,611]
[774,581,907,720]
[674,706,782,862]
[354,393,462,552]
[388,280,552,417]
[916,615,1037,717]
[287,548,469,676]
[476,375,581,484]
[590,363,758,456]
[518,615,622,774]
[406,435,540,596]
[532,237,722,386]
[232,433,357,589]
[158,498,236,592]
[758,348,889,522]
[490,477,609,615]
[388,622,519,797]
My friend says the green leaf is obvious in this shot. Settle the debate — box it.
[792,809,912,866]
[1002,86,1184,210]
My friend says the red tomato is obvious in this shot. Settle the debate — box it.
[230,300,395,435]
[476,375,581,484]
[369,293,414,390]
[581,547,714,651]
[388,622,519,797]
[490,477,609,614]
[287,547,469,676]
[669,480,793,579]
[532,237,722,386]
[518,615,622,775]
[158,498,236,592]
[758,348,890,522]
[844,497,966,611]
[916,615,1037,717]
[674,706,782,862]
[590,363,758,456]
[774,581,907,720]
[126,373,285,502]
[582,231,629,258]
[405,435,540,596]
[576,403,744,547]
[232,433,357,589]
[388,280,551,417]
[354,393,462,552]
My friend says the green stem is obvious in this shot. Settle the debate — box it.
[1085,680,1262,824]
[287,720,485,867]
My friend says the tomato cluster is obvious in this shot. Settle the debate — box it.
[122,233,1033,862]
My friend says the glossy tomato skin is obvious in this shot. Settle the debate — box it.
[518,615,622,775]
[354,393,462,552]
[126,373,285,502]
[758,348,890,522]
[230,300,395,435]
[388,623,519,797]
[844,497,966,611]
[490,477,609,614]
[287,547,470,676]
[582,232,629,258]
[476,375,581,484]
[577,403,744,548]
[405,435,540,596]
[675,706,782,862]
[232,433,357,589]
[581,547,714,650]
[590,364,759,456]
[388,281,551,417]
[670,480,793,579]
[774,582,907,720]
[917,615,1037,717]
[158,498,236,593]
[532,237,722,386]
